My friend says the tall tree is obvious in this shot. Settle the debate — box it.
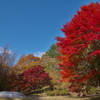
[41,52,68,90]
[47,44,61,58]
[56,2,100,95]
[0,45,16,68]
[0,45,17,91]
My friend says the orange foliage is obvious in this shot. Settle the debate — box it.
[15,54,41,74]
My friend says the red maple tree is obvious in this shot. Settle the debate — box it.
[15,65,51,92]
[56,2,100,94]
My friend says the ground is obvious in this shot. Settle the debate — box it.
[0,95,100,100]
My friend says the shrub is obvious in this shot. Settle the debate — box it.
[58,90,67,96]
[46,89,68,96]
[86,87,98,95]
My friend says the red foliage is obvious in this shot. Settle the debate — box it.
[56,2,100,93]
[15,65,51,91]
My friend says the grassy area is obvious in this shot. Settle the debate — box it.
[0,97,36,100]
[40,96,100,100]
[40,96,83,100]
[0,95,100,100]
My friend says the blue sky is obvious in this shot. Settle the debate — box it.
[0,0,100,58]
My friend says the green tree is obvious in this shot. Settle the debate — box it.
[47,44,61,58]
[41,52,68,91]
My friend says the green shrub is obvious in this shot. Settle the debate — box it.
[46,90,54,96]
[58,90,67,96]
[88,87,98,94]
[46,89,68,96]
[83,86,98,95]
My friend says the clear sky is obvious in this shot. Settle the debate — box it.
[0,0,100,58]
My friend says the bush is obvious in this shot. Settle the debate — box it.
[46,90,54,96]
[46,89,68,96]
[87,87,98,95]
[58,90,67,96]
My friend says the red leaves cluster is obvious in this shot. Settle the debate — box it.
[56,2,100,93]
[16,65,51,91]
[89,50,100,57]
[8,65,51,92]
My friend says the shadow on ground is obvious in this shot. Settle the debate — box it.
[0,95,43,100]
[85,96,100,100]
